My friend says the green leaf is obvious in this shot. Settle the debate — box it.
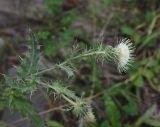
[100,122,111,127]
[145,11,154,24]
[122,101,137,115]
[47,120,64,127]
[37,31,51,40]
[104,95,122,127]
[142,69,154,79]
[44,0,63,16]
[45,41,60,56]
[89,58,102,89]
[58,65,74,77]
[60,10,77,26]
[102,0,112,4]
[121,25,134,35]
[133,76,144,87]
[141,31,160,47]
[121,25,141,44]
[18,30,40,77]
[47,81,77,100]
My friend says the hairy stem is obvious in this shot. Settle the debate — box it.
[37,81,77,106]
[34,50,106,75]
[62,94,76,105]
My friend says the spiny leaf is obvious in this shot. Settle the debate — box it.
[4,75,37,93]
[46,81,77,100]
[58,64,74,77]
[18,30,40,77]
[104,95,122,127]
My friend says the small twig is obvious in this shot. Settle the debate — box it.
[86,92,102,101]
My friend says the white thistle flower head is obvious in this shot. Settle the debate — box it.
[114,38,135,72]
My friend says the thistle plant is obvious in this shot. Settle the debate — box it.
[0,31,135,127]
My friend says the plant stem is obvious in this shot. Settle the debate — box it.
[37,81,77,106]
[34,51,105,75]
[62,94,76,105]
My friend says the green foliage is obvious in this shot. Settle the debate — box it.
[0,31,46,127]
[47,120,64,127]
[103,2,160,126]
[13,98,46,127]
[89,58,102,90]
[44,0,63,16]
[135,104,156,126]
[122,100,137,115]
[100,122,111,127]
[141,31,160,48]
[121,25,141,44]
[104,95,122,127]
[46,81,77,100]
[18,31,40,77]
[38,0,80,57]
[102,0,112,4]
[58,64,74,77]
[133,75,144,87]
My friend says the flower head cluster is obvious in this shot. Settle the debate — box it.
[114,38,135,72]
